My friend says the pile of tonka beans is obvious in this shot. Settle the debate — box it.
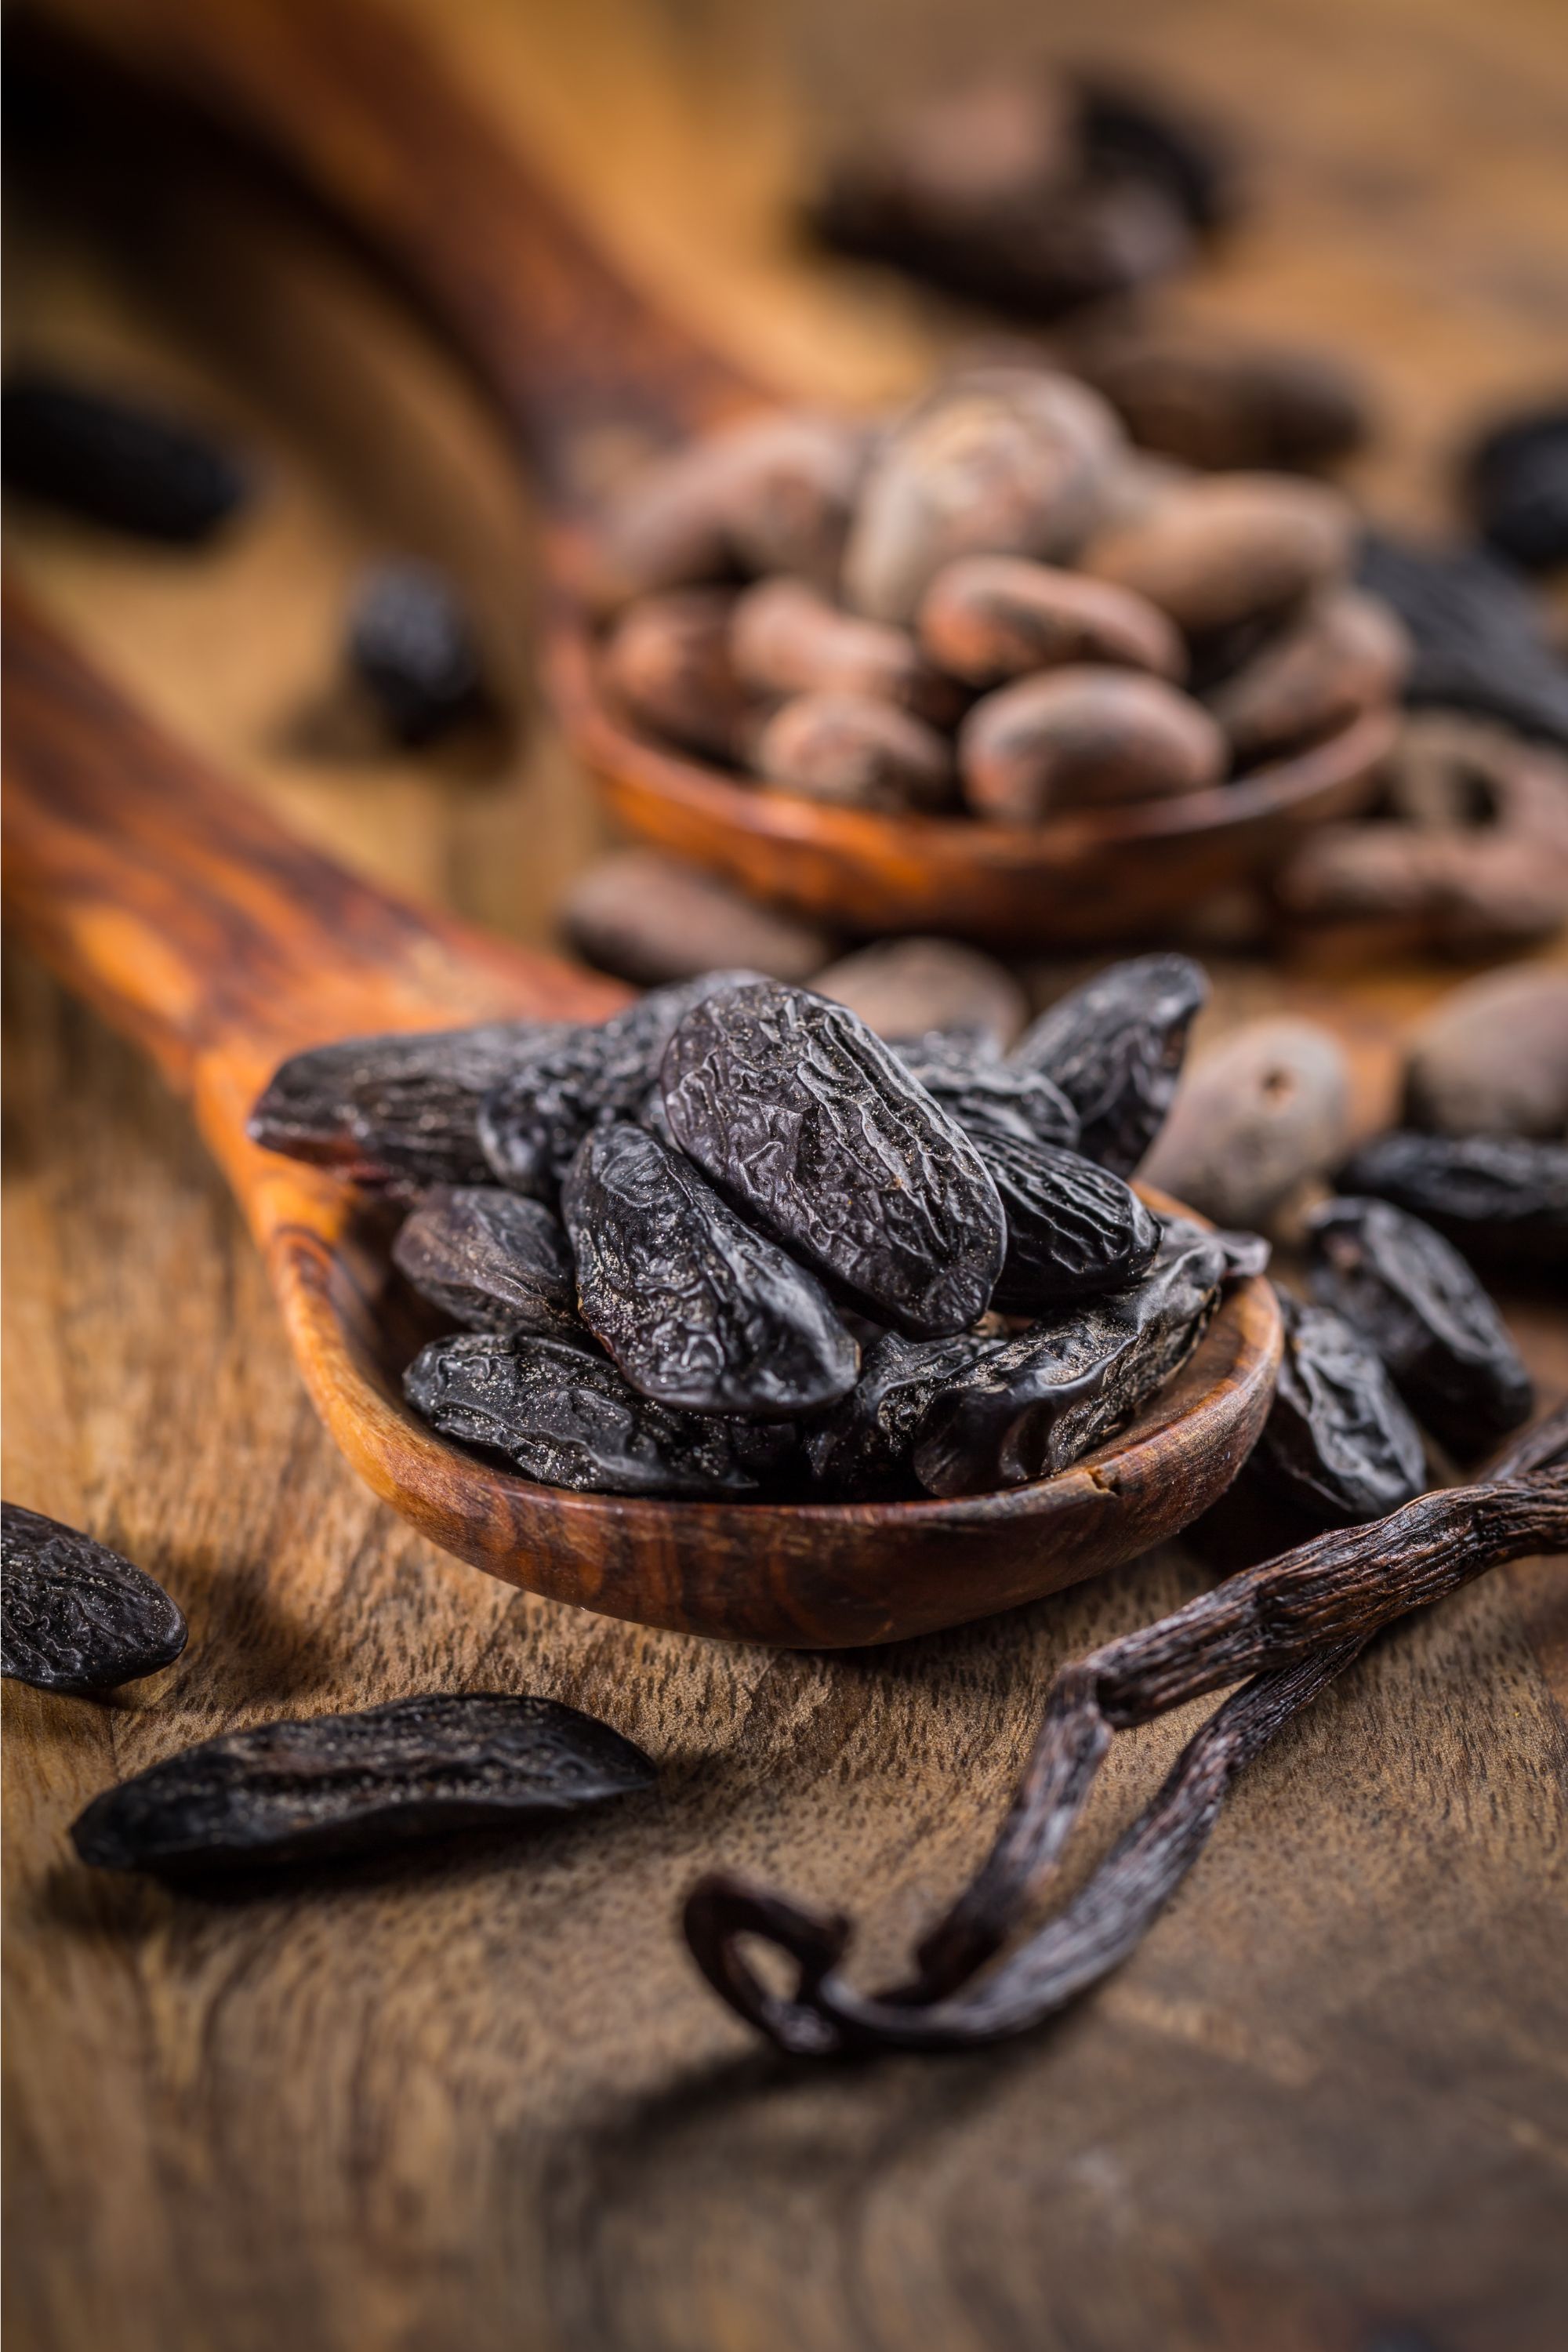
[590,363,1410,826]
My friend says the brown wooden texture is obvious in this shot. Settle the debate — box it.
[5,0,1568,2347]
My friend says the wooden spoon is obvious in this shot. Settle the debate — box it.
[3,586,1281,1645]
[40,0,1392,946]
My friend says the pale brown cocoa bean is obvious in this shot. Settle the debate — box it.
[561,851,832,989]
[753,692,955,811]
[599,590,750,762]
[1080,472,1355,634]
[810,938,1027,1048]
[842,368,1124,624]
[731,578,959,723]
[959,666,1225,820]
[1206,587,1410,759]
[1276,822,1568,952]
[918,554,1184,686]
[1065,324,1370,473]
[1403,967,1568,1138]
[1141,1017,1350,1226]
[598,413,867,601]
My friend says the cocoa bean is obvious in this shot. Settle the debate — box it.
[599,589,750,763]
[1403,967,1568,1139]
[1141,1018,1350,1229]
[917,554,1184,687]
[809,938,1027,1049]
[731,577,958,723]
[754,692,955,812]
[1064,324,1370,473]
[561,851,832,989]
[959,666,1225,820]
[598,412,866,601]
[1206,587,1410,760]
[842,368,1124,625]
[1081,472,1355,634]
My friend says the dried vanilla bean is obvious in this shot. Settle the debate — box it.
[684,1408,1567,2056]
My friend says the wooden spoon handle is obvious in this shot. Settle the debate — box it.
[1,584,612,1093]
[42,0,764,499]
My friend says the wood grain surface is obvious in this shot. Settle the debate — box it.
[5,0,1568,2347]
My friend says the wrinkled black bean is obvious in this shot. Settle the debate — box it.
[249,1019,569,1197]
[660,982,1007,1338]
[979,1134,1160,1312]
[804,1326,1003,1499]
[890,1033,1080,1151]
[1336,1130,1568,1278]
[2,372,249,543]
[1240,1290,1427,1526]
[479,973,761,1202]
[1356,535,1568,749]
[392,1187,579,1337]
[562,1123,858,1417]
[1305,1196,1533,1461]
[404,1330,797,1497]
[347,561,488,745]
[71,1692,653,1875]
[2,1503,187,1695]
[1010,953,1207,1174]
[912,1218,1229,1496]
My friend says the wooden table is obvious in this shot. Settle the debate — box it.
[5,2,1567,2347]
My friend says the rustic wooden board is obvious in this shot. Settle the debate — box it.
[5,2,1568,2348]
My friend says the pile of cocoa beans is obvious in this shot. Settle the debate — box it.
[593,365,1409,828]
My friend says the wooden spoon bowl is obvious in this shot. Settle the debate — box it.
[45,0,1392,946]
[3,594,1283,1646]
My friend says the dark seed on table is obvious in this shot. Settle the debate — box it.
[404,1330,797,1497]
[1305,1196,1534,1461]
[2,1503,187,1696]
[478,972,761,1202]
[978,1134,1160,1314]
[911,1217,1229,1496]
[71,1692,654,1875]
[391,1187,580,1337]
[562,1123,858,1417]
[347,562,488,745]
[1011,953,1207,1174]
[805,1327,1006,1499]
[2,372,249,543]
[248,1019,571,1198]
[890,1032,1080,1151]
[659,982,1007,1338]
[1225,1291,1428,1531]
[1335,1131,1568,1278]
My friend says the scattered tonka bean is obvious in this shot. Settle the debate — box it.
[753,691,955,812]
[2,1503,187,1695]
[477,972,760,1201]
[1305,1196,1534,1459]
[659,981,1007,1337]
[598,412,866,601]
[960,664,1225,819]
[842,368,1124,624]
[600,588,750,763]
[1403,967,1568,1140]
[392,1187,580,1338]
[687,1414,1568,2056]
[917,554,1184,687]
[71,1692,654,1875]
[248,1018,574,1198]
[1062,324,1370,474]
[561,851,830,989]
[1011,953,1207,1174]
[347,562,487,746]
[1083,472,1355,636]
[910,1216,1229,1496]
[1463,402,1568,572]
[562,1122,858,1418]
[1356,536,1568,749]
[810,937,1027,1050]
[1,371,248,543]
[1205,588,1410,760]
[731,576,958,721]
[1334,1131,1568,1279]
[890,1031,1080,1150]
[1141,1017,1350,1231]
[404,1330,797,1497]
